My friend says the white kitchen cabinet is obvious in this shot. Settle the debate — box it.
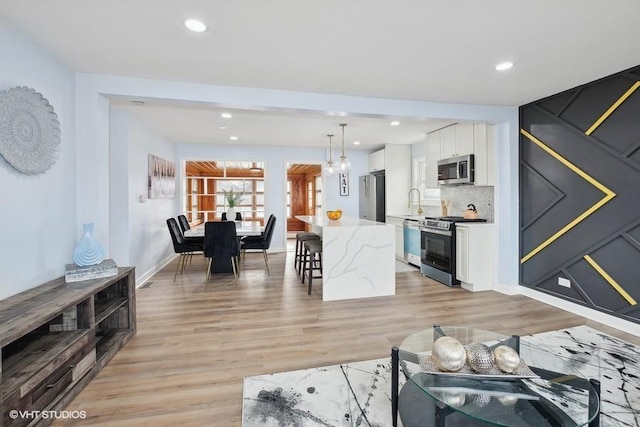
[427,123,495,187]
[440,123,474,159]
[368,149,385,173]
[456,224,494,291]
[386,216,405,260]
[381,144,412,215]
[439,125,457,159]
[472,124,496,186]
[455,123,474,156]
[424,131,441,188]
[456,227,470,283]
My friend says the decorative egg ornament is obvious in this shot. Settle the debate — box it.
[493,345,521,373]
[432,336,467,372]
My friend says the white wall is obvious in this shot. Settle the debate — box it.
[0,19,77,299]
[177,143,369,252]
[109,108,177,283]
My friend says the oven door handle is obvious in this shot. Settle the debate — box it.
[420,228,452,237]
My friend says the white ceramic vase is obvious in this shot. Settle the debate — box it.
[73,223,105,266]
[226,207,236,221]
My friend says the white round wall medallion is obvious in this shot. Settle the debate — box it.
[0,86,61,175]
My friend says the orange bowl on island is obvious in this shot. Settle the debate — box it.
[326,209,342,220]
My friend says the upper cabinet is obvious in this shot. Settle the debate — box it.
[440,124,474,159]
[473,124,496,186]
[368,149,385,173]
[422,123,495,188]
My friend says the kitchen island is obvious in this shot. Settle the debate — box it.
[295,215,395,301]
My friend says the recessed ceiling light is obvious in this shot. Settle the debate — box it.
[390,121,400,126]
[218,126,226,130]
[495,61,514,71]
[230,136,238,141]
[184,19,207,33]
[130,100,145,105]
[221,112,232,119]
[353,141,361,145]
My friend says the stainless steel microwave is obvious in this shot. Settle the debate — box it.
[437,154,474,185]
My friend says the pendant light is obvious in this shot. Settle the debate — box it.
[325,134,335,175]
[338,123,351,172]
[249,162,263,173]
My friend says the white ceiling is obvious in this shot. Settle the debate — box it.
[2,1,639,149]
[111,100,455,149]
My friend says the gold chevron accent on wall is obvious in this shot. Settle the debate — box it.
[585,81,640,136]
[584,255,637,305]
[520,130,616,263]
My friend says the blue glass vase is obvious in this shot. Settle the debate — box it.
[73,223,105,266]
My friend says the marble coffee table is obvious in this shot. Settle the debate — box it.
[391,326,600,427]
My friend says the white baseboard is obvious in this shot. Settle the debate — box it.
[517,286,640,337]
[136,253,177,288]
[493,281,519,295]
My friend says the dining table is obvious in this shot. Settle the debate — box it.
[184,220,263,238]
[184,221,264,275]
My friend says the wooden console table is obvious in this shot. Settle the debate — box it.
[0,267,136,426]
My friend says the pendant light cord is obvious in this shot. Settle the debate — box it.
[340,123,347,157]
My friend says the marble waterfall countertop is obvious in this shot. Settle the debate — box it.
[295,215,395,301]
[295,215,389,227]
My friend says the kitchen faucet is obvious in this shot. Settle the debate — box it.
[408,188,424,215]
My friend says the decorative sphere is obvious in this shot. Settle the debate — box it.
[493,345,521,374]
[432,336,467,372]
[466,343,495,374]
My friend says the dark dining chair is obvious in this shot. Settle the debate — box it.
[167,218,203,281]
[240,215,276,276]
[177,214,191,233]
[177,215,203,262]
[204,221,241,285]
[221,212,243,221]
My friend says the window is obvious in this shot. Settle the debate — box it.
[307,181,313,212]
[286,180,291,218]
[413,157,427,195]
[413,157,440,207]
[183,161,265,224]
[315,176,322,216]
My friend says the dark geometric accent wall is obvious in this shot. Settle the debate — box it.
[519,65,640,324]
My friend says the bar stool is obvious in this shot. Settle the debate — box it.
[302,239,323,295]
[295,232,320,275]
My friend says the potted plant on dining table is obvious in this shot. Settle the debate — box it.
[223,189,245,221]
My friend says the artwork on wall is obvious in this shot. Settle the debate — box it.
[0,86,61,175]
[148,154,176,199]
[339,172,349,196]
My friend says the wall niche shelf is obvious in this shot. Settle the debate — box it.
[0,267,136,426]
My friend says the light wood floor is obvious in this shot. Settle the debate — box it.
[58,242,640,426]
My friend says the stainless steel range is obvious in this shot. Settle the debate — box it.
[419,216,487,286]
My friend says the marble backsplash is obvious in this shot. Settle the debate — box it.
[420,186,494,221]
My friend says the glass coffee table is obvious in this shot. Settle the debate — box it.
[391,326,600,427]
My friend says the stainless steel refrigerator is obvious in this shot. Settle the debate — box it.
[359,174,385,222]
